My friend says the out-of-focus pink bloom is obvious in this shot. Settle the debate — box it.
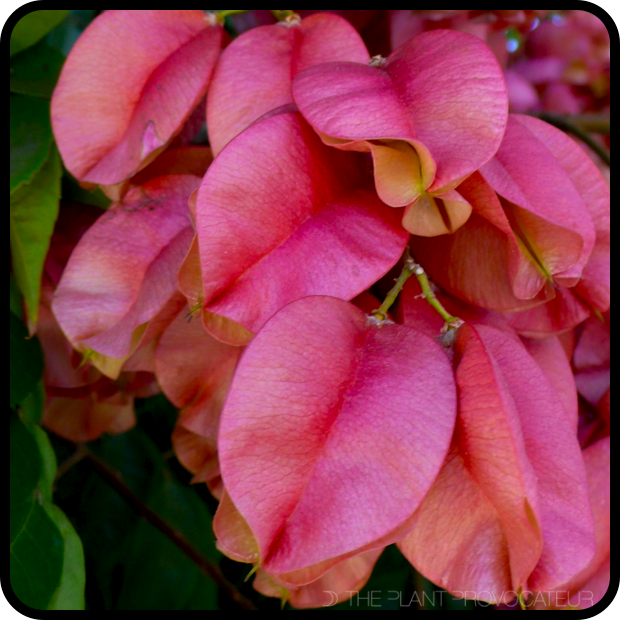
[52,175,199,377]
[504,70,540,112]
[39,204,159,443]
[154,308,241,495]
[574,313,611,407]
[509,11,610,114]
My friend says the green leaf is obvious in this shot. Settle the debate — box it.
[10,10,71,56]
[57,431,160,609]
[11,419,84,610]
[10,41,65,99]
[9,415,41,508]
[20,380,46,425]
[45,504,86,610]
[53,429,219,610]
[10,416,64,609]
[134,393,179,451]
[10,502,65,609]
[26,423,57,503]
[62,172,111,210]
[116,469,219,610]
[10,311,43,408]
[45,10,98,57]
[10,273,23,319]
[10,145,62,326]
[10,95,52,194]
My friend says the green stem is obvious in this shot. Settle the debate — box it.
[215,9,248,19]
[270,9,297,20]
[518,590,529,610]
[412,260,461,327]
[570,113,610,135]
[371,249,463,334]
[371,248,417,321]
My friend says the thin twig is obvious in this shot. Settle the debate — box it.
[537,112,611,166]
[54,444,88,486]
[569,113,610,135]
[82,448,256,610]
